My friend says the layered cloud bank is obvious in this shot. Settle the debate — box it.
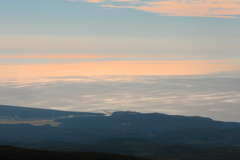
[73,0,240,18]
[1,75,240,122]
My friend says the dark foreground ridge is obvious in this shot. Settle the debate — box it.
[0,145,149,160]
[1,142,240,160]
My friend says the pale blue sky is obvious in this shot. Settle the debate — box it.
[1,0,240,38]
[1,0,240,121]
[1,0,240,63]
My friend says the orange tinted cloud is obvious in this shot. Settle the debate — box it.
[99,0,240,18]
[1,60,240,79]
[135,0,240,18]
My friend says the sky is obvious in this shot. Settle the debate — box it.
[0,0,240,122]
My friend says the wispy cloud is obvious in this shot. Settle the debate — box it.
[75,0,240,18]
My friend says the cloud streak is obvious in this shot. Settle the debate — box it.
[1,36,240,60]
[0,54,123,59]
[0,54,191,60]
[77,0,240,18]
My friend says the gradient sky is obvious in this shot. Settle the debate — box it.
[1,0,240,121]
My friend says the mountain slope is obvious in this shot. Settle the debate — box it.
[57,111,240,131]
[1,105,240,146]
[0,104,103,120]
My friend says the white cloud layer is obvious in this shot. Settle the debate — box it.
[1,73,240,122]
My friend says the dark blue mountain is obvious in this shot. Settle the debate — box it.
[57,111,240,131]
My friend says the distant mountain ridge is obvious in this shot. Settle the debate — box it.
[57,111,240,131]
[0,104,103,120]
[1,104,240,131]
[1,104,240,147]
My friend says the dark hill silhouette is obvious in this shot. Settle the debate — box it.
[1,141,240,160]
[57,111,240,131]
[2,104,240,131]
[1,105,240,147]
